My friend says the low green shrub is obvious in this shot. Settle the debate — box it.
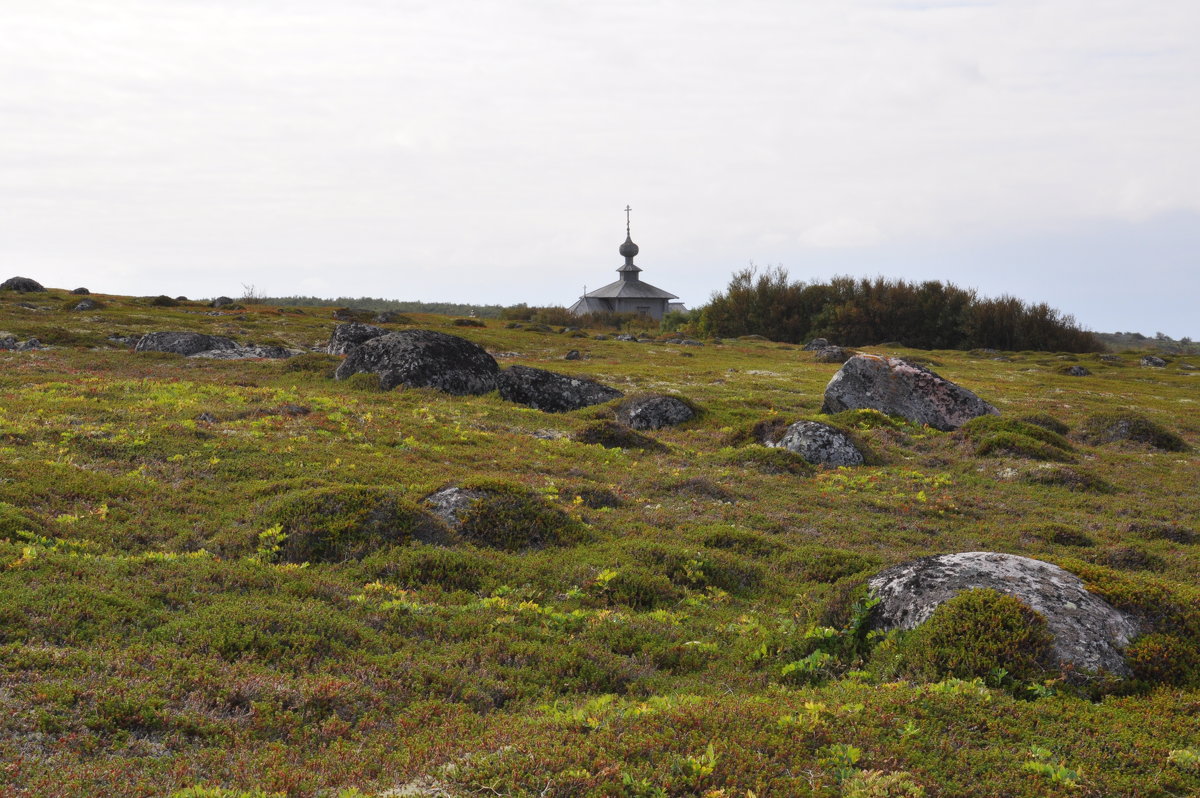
[365,545,498,592]
[1090,546,1165,572]
[708,445,815,476]
[261,485,452,563]
[1016,413,1070,436]
[1078,412,1189,451]
[1126,522,1197,545]
[0,502,44,538]
[782,546,880,583]
[827,408,912,432]
[573,486,623,509]
[573,421,665,452]
[698,526,782,557]
[1020,465,1114,493]
[457,481,583,550]
[590,566,682,610]
[1125,633,1200,687]
[885,588,1054,683]
[341,372,384,392]
[281,352,340,375]
[660,476,735,502]
[148,295,179,307]
[1022,523,1094,547]
[960,416,1074,461]
[631,544,763,594]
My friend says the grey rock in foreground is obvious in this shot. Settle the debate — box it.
[0,276,45,293]
[822,355,998,431]
[335,329,499,394]
[497,365,623,412]
[770,420,863,466]
[869,552,1140,675]
[617,394,696,430]
[328,322,387,355]
[134,332,239,356]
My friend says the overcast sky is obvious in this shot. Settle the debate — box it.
[3,1,1198,336]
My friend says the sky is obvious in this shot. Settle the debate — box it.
[2,1,1198,337]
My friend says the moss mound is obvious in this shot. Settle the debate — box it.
[263,485,452,563]
[961,415,1074,461]
[282,352,340,376]
[888,588,1055,683]
[1016,412,1070,436]
[1078,412,1189,451]
[0,502,44,538]
[1019,465,1114,493]
[456,482,582,550]
[708,445,815,476]
[366,545,499,593]
[573,421,665,452]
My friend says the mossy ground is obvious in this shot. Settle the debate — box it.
[0,289,1198,796]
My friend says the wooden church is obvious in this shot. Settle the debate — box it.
[568,208,685,321]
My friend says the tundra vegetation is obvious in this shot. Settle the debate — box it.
[0,286,1197,797]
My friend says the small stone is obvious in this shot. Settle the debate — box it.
[564,349,581,361]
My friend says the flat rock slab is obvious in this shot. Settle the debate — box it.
[498,365,623,412]
[822,354,998,431]
[328,322,387,355]
[770,420,863,466]
[869,552,1140,675]
[617,395,695,430]
[335,329,499,394]
[135,332,238,356]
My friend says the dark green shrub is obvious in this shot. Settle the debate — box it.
[1125,633,1200,686]
[709,445,814,476]
[699,526,781,557]
[262,485,452,563]
[366,545,498,592]
[1024,523,1094,547]
[827,408,910,431]
[457,482,581,550]
[889,588,1054,682]
[0,502,43,538]
[574,487,623,509]
[149,295,179,307]
[573,421,665,452]
[594,567,682,610]
[1091,546,1165,572]
[1016,413,1070,436]
[1126,522,1197,545]
[661,476,735,502]
[782,546,880,583]
[281,352,340,375]
[632,544,763,594]
[1078,412,1189,452]
[342,372,384,392]
[960,416,1074,461]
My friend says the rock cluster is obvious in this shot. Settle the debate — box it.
[868,552,1140,675]
[135,332,239,356]
[823,355,998,431]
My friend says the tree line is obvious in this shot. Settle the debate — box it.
[697,267,1102,352]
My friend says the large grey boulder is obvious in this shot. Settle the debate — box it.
[770,420,863,466]
[497,365,623,412]
[0,277,45,293]
[823,355,998,431]
[616,394,696,430]
[328,322,387,355]
[334,329,499,394]
[869,552,1140,675]
[135,332,239,356]
[1140,355,1167,368]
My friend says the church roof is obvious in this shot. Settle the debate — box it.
[583,278,678,300]
[567,296,611,315]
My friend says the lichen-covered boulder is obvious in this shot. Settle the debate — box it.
[1,276,45,293]
[71,298,101,312]
[334,329,499,394]
[823,355,998,431]
[869,552,1140,675]
[328,322,387,355]
[802,337,830,351]
[210,296,235,308]
[190,345,295,360]
[616,394,696,430]
[770,420,863,466]
[71,287,90,295]
[497,365,623,412]
[1140,355,1167,368]
[135,332,239,356]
